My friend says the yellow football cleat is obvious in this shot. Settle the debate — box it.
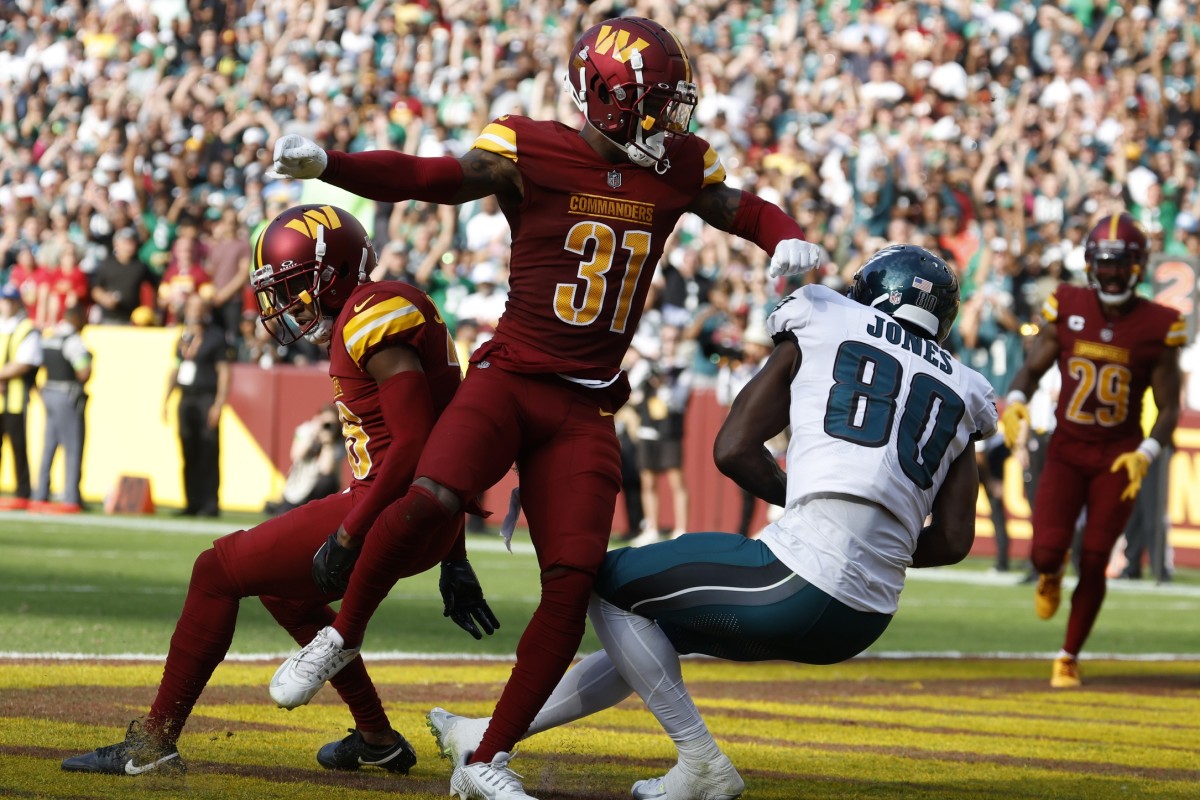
[1035,573,1063,620]
[1051,656,1082,688]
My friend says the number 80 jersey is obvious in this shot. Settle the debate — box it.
[768,285,998,537]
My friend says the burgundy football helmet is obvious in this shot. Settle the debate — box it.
[251,204,375,345]
[565,17,697,173]
[1083,212,1149,305]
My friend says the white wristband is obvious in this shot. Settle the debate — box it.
[1136,438,1162,463]
[1005,390,1027,406]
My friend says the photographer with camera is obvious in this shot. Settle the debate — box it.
[267,405,342,517]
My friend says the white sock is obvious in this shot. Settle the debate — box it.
[677,734,723,765]
[589,595,712,748]
[1057,649,1076,661]
[526,649,634,737]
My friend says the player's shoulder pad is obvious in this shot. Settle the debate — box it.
[340,282,429,369]
[685,133,727,188]
[1042,282,1086,323]
[472,114,533,162]
[767,284,847,339]
[1158,305,1188,348]
[665,132,726,190]
[967,371,999,440]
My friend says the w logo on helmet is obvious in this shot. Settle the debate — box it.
[284,206,343,239]
[593,25,650,63]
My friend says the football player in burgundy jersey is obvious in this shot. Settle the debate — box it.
[1001,212,1185,688]
[265,16,821,799]
[61,205,496,778]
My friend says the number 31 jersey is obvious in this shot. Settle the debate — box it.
[468,115,726,404]
[767,284,998,539]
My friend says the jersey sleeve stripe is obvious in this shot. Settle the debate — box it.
[1041,294,1059,322]
[1166,318,1188,346]
[473,124,518,161]
[701,146,726,186]
[343,299,425,367]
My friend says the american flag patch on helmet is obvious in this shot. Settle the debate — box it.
[912,276,933,292]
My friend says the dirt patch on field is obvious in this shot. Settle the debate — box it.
[5,657,1200,798]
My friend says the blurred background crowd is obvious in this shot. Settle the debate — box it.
[1,0,1198,546]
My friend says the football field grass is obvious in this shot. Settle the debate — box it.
[1,512,1199,799]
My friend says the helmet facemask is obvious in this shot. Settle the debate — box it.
[1089,255,1140,305]
[251,222,370,346]
[618,50,697,173]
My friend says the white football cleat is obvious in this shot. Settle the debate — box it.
[428,707,491,765]
[450,750,538,800]
[269,626,360,709]
[631,753,745,800]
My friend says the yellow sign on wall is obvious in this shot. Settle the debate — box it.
[975,424,1200,554]
[0,327,282,513]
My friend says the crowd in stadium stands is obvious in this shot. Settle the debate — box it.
[1,1,1198,532]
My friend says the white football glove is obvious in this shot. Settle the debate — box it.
[266,134,328,180]
[767,239,823,279]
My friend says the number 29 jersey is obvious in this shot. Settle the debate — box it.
[766,284,997,550]
[1043,284,1186,444]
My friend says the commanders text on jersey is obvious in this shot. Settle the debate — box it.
[567,193,655,225]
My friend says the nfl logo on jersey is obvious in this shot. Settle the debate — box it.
[607,170,622,189]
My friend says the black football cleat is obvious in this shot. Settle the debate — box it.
[317,728,417,774]
[61,720,186,775]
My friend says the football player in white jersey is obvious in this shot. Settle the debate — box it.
[427,245,997,800]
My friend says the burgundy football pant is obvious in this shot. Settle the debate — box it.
[1030,433,1140,656]
[144,490,390,745]
[335,364,622,764]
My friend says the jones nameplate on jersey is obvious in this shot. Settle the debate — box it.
[865,315,954,375]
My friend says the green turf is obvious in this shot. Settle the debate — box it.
[1,512,1197,657]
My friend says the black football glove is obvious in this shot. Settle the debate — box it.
[312,533,360,595]
[439,559,500,640]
